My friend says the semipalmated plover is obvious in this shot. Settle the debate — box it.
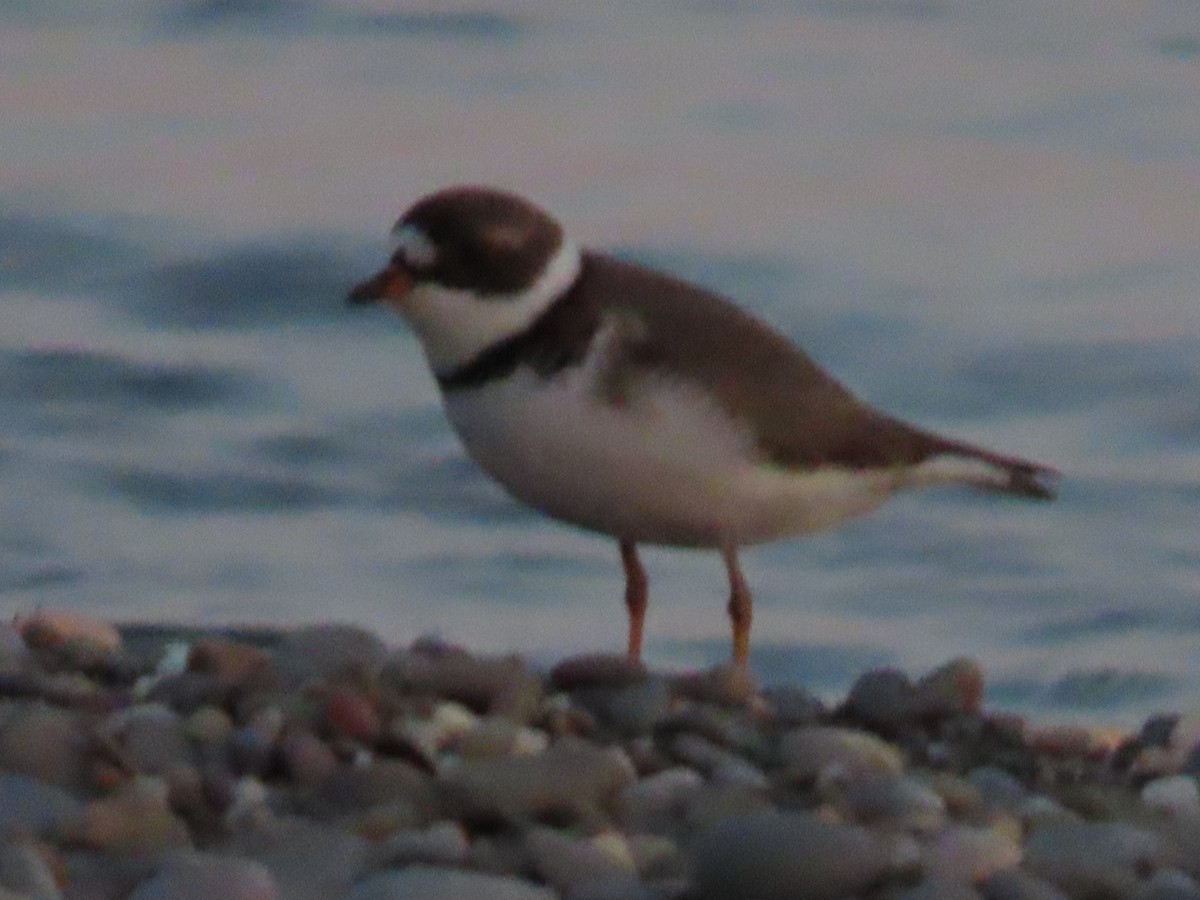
[348,186,1057,668]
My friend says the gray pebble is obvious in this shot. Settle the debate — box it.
[218,817,370,900]
[0,773,83,836]
[129,853,279,900]
[689,809,893,900]
[0,836,63,900]
[978,869,1069,900]
[347,865,556,900]
[1024,821,1173,897]
[440,735,634,826]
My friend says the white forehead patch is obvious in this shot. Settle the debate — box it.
[390,224,438,269]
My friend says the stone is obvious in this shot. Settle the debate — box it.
[440,736,635,827]
[373,821,469,868]
[967,766,1028,812]
[551,654,648,690]
[1024,821,1174,897]
[273,624,389,685]
[219,817,370,900]
[760,684,825,726]
[321,686,383,744]
[0,835,63,900]
[64,776,192,853]
[912,657,985,718]
[1136,869,1200,900]
[689,810,893,900]
[670,664,758,708]
[0,705,89,790]
[14,609,121,654]
[778,725,905,785]
[0,622,31,674]
[885,877,983,900]
[187,638,278,690]
[279,728,338,785]
[382,647,543,722]
[1142,775,1200,818]
[347,865,555,900]
[569,680,671,737]
[129,853,280,900]
[978,869,1069,900]
[923,824,1022,883]
[617,767,705,833]
[845,668,915,729]
[102,703,192,776]
[836,772,946,833]
[525,826,636,893]
[0,772,84,835]
[297,758,437,821]
[563,875,658,900]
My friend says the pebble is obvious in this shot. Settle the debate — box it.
[0,835,64,900]
[670,663,759,708]
[273,623,389,685]
[372,821,469,868]
[0,773,83,835]
[563,874,659,900]
[834,772,947,832]
[2,615,1198,900]
[382,646,543,722]
[886,877,985,900]
[64,776,192,853]
[978,869,1070,900]
[15,609,122,655]
[912,657,985,718]
[689,809,894,900]
[187,638,278,690]
[101,702,191,775]
[348,866,557,900]
[525,826,637,893]
[0,705,89,791]
[220,817,370,900]
[440,735,635,826]
[845,668,916,730]
[760,684,825,726]
[779,724,906,785]
[0,622,31,674]
[550,654,648,690]
[924,824,1023,882]
[1141,774,1200,818]
[1024,821,1173,896]
[129,853,280,900]
[567,679,671,737]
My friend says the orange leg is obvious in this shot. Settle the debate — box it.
[722,544,752,668]
[620,540,648,661]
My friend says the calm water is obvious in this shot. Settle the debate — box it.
[2,0,1198,726]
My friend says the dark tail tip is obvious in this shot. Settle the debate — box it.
[1005,463,1059,501]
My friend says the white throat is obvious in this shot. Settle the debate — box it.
[400,241,582,376]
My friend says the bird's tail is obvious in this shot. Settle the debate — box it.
[906,436,1059,501]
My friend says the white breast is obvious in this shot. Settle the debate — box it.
[440,363,898,548]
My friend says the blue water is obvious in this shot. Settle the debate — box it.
[2,1,1198,726]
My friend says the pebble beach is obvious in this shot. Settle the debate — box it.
[2,611,1199,900]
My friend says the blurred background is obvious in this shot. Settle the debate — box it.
[2,0,1197,726]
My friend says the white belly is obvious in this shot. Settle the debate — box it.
[441,368,897,548]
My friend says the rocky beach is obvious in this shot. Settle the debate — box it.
[0,611,1198,899]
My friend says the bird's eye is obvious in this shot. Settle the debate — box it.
[390,224,438,271]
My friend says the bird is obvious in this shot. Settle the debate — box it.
[347,185,1057,668]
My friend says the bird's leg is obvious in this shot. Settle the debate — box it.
[619,540,648,662]
[721,544,752,668]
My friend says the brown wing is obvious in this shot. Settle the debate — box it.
[574,252,944,471]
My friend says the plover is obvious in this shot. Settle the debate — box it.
[348,185,1057,667]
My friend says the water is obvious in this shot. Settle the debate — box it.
[2,0,1198,727]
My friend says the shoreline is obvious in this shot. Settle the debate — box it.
[1,610,1197,899]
